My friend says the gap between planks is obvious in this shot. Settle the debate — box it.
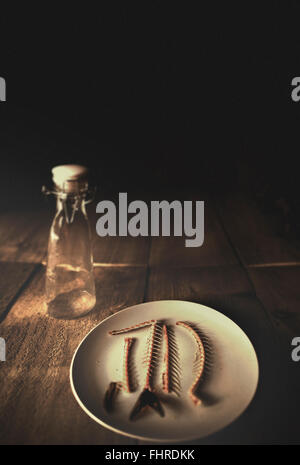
[248,262,300,268]
[0,262,42,324]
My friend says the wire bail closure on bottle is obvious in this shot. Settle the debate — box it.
[42,184,96,224]
[42,184,96,204]
[42,164,95,223]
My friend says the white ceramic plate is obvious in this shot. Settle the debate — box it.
[70,300,259,442]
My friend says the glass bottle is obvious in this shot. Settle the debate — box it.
[44,165,96,319]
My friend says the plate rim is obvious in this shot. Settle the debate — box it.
[69,299,259,443]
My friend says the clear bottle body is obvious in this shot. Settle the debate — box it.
[46,192,96,319]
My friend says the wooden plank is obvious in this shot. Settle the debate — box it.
[247,265,300,445]
[88,204,151,265]
[0,261,38,320]
[143,266,294,444]
[4,194,280,270]
[0,210,50,263]
[92,236,150,266]
[216,193,300,266]
[146,265,252,300]
[0,206,150,266]
[248,265,300,345]
[0,265,147,444]
[149,199,238,267]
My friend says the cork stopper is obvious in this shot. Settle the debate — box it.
[52,165,89,193]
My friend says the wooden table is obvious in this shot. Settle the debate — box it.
[1,193,300,444]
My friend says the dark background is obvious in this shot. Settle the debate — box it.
[0,2,299,224]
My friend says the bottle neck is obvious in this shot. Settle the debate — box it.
[56,193,87,222]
